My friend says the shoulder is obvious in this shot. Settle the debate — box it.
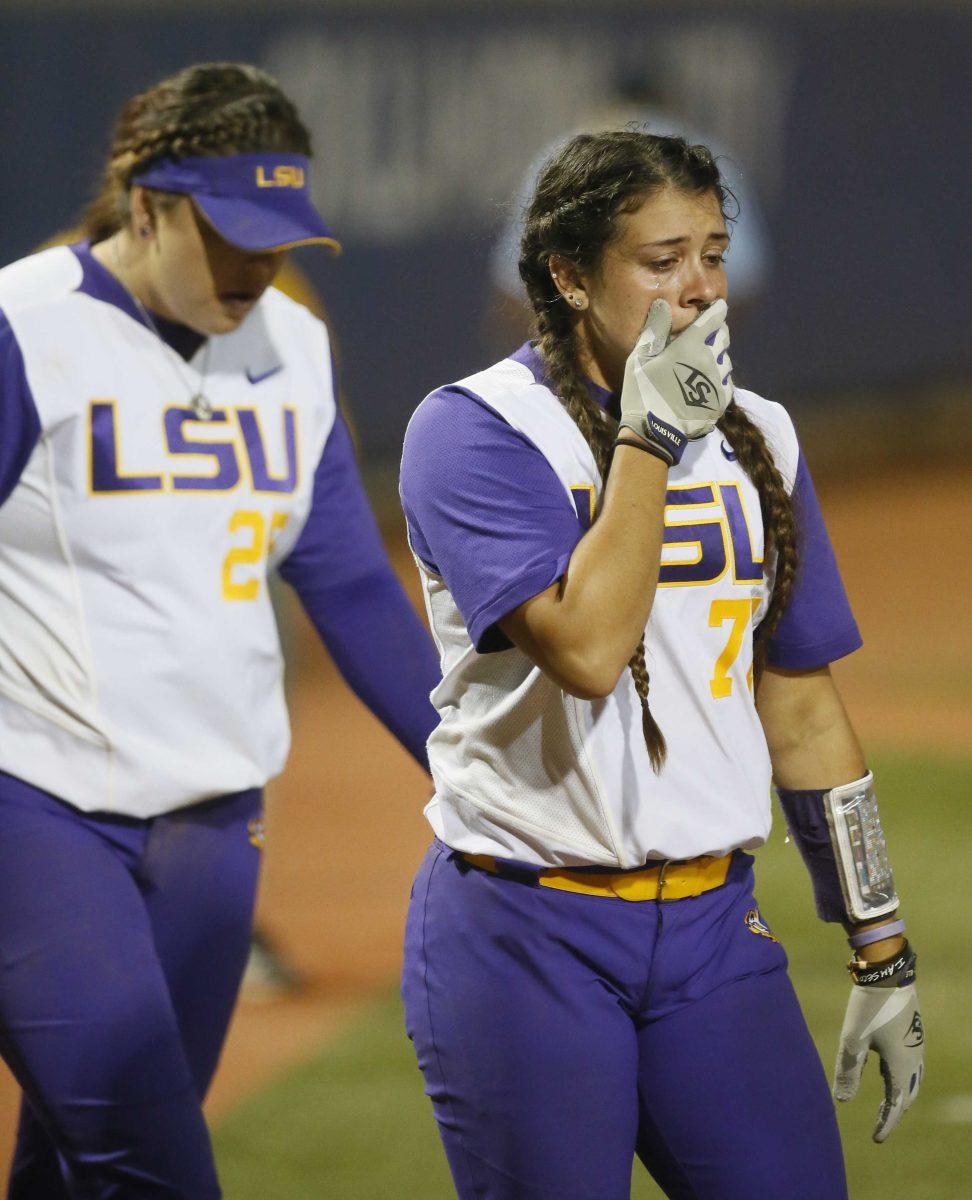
[245,287,336,425]
[0,247,83,318]
[423,354,545,421]
[405,349,590,466]
[401,379,525,499]
[261,283,325,326]
[732,386,800,492]
[404,356,542,454]
[400,351,595,523]
[258,285,333,357]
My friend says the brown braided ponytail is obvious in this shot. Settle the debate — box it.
[518,131,797,771]
[716,401,798,679]
[82,63,311,243]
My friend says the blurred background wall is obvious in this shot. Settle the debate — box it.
[1,0,969,471]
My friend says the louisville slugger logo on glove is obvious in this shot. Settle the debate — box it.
[617,299,733,465]
[674,363,719,409]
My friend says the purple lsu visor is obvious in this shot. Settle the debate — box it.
[130,153,340,253]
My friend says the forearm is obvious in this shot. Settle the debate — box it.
[556,444,668,670]
[759,665,904,950]
[295,568,440,770]
[501,443,668,698]
[500,300,734,698]
[278,408,441,767]
[758,664,866,787]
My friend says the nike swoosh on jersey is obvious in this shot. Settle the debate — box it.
[720,440,737,461]
[245,365,284,385]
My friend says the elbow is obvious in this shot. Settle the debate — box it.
[553,647,627,702]
[564,679,618,702]
[503,609,634,701]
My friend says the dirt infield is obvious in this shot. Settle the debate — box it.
[1,461,969,1180]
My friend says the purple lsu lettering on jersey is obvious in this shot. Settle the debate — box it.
[88,402,298,494]
[659,482,763,586]
[569,480,763,584]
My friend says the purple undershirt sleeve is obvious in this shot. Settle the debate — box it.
[767,451,862,669]
[776,786,848,923]
[277,408,440,771]
[0,310,42,509]
[399,387,585,653]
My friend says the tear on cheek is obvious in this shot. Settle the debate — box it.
[649,265,684,293]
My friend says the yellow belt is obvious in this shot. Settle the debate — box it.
[458,851,733,902]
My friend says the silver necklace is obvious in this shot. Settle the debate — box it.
[111,237,215,421]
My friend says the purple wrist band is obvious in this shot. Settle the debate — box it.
[848,918,905,949]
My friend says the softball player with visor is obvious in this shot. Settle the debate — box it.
[0,63,439,1198]
[399,131,923,1200]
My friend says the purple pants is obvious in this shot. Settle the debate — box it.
[0,771,263,1200]
[402,841,847,1200]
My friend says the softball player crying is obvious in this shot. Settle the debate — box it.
[399,132,923,1200]
[0,63,439,1198]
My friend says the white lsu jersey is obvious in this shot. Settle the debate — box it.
[0,246,337,817]
[408,356,800,869]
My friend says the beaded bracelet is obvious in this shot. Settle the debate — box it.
[847,917,906,949]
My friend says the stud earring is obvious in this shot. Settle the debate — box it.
[573,297,584,308]
[140,225,151,238]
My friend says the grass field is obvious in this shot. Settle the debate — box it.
[213,749,972,1199]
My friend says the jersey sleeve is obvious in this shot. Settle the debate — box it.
[399,386,585,652]
[0,309,42,508]
[766,451,862,669]
[277,407,440,770]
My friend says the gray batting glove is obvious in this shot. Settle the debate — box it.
[833,945,924,1142]
[618,298,733,466]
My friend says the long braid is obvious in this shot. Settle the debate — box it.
[82,63,311,242]
[626,637,666,771]
[534,316,614,475]
[717,400,799,684]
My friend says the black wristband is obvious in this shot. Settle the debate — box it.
[614,436,672,466]
[848,941,917,989]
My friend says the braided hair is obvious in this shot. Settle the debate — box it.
[82,63,311,242]
[519,131,798,771]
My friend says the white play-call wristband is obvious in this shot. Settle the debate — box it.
[823,772,899,922]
